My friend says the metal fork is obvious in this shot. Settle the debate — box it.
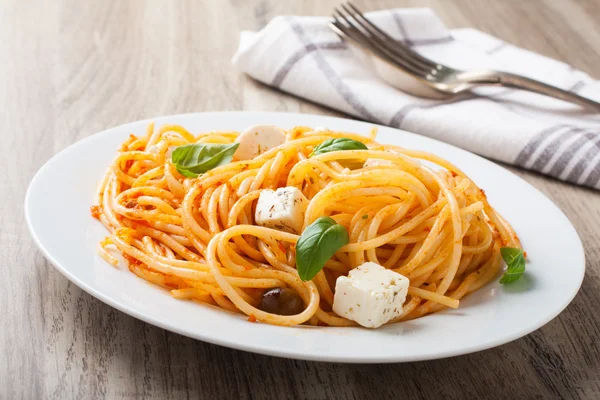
[330,2,600,110]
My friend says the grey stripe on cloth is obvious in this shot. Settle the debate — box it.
[584,159,600,187]
[391,11,413,45]
[565,134,600,183]
[287,17,379,122]
[515,126,600,187]
[547,130,599,177]
[409,36,454,45]
[271,41,346,87]
[513,125,570,166]
[391,10,453,46]
[486,42,508,55]
[481,95,552,120]
[388,90,544,131]
[389,93,476,128]
[389,104,420,128]
[529,128,586,171]
[568,81,586,93]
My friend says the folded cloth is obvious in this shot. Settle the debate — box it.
[232,8,600,190]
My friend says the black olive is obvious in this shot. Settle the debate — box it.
[259,288,304,316]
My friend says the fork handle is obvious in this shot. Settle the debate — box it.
[458,70,600,111]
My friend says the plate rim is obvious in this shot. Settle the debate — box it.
[25,111,586,363]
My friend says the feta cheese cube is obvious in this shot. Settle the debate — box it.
[234,125,286,160]
[363,158,394,168]
[333,262,409,328]
[255,187,308,234]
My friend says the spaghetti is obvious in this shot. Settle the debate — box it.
[93,123,521,327]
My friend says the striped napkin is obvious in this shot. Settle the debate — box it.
[232,9,600,190]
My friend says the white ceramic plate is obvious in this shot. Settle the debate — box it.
[26,112,585,363]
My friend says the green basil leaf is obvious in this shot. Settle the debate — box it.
[171,142,239,178]
[296,217,349,281]
[499,247,526,284]
[310,138,368,157]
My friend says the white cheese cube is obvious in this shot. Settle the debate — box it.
[234,125,286,160]
[255,187,308,234]
[363,158,394,168]
[333,262,409,328]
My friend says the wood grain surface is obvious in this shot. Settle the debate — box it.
[2,0,600,399]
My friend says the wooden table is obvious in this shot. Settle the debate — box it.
[3,0,599,398]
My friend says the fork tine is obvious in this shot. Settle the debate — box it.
[337,4,433,74]
[345,2,440,71]
[329,24,421,78]
[332,10,426,77]
[333,7,429,78]
[331,13,422,76]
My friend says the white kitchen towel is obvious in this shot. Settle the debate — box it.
[232,8,600,190]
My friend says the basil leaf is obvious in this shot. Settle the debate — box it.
[296,217,349,281]
[499,247,526,284]
[310,138,368,157]
[171,142,239,178]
